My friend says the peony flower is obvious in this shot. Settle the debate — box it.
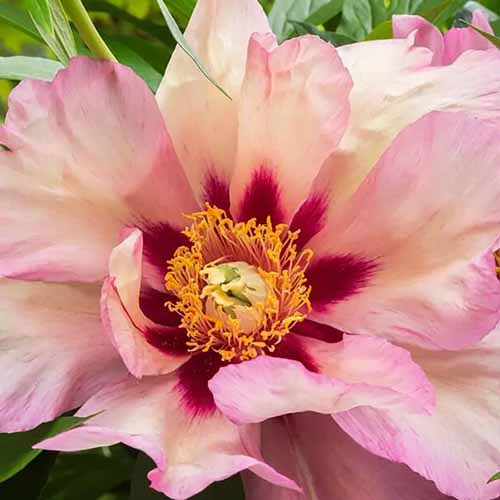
[1,0,500,498]
[393,9,496,66]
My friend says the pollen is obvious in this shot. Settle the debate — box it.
[164,205,313,362]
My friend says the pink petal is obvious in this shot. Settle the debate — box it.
[157,0,270,207]
[335,325,500,500]
[209,334,433,424]
[310,112,500,349]
[314,36,500,212]
[392,15,444,64]
[102,230,190,378]
[0,56,196,282]
[443,10,496,64]
[232,33,352,223]
[243,414,452,500]
[0,279,125,432]
[393,12,495,67]
[37,374,299,500]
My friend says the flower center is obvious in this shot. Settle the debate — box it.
[164,205,313,362]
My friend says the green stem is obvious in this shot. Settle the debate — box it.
[60,0,116,61]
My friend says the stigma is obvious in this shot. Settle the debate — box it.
[164,205,313,362]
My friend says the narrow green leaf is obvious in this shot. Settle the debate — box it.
[488,471,500,483]
[289,20,355,46]
[156,0,231,99]
[105,38,163,92]
[0,4,43,42]
[28,0,70,64]
[31,16,70,63]
[28,0,54,35]
[0,56,63,81]
[0,415,87,483]
[462,19,500,47]
[365,19,393,40]
[51,0,78,59]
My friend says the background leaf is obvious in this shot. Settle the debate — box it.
[85,0,173,44]
[269,0,344,41]
[28,0,53,35]
[0,55,63,80]
[50,0,78,58]
[130,453,246,500]
[0,3,43,41]
[0,415,87,483]
[336,0,375,40]
[365,18,393,39]
[39,446,134,500]
[289,20,355,45]
[0,451,58,500]
[105,37,162,90]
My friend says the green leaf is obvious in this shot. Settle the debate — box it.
[28,0,70,64]
[105,38,163,92]
[0,415,87,483]
[492,18,500,36]
[28,0,54,36]
[0,4,43,42]
[336,0,374,40]
[106,35,171,74]
[461,19,500,47]
[51,0,78,59]
[306,0,343,25]
[289,20,355,46]
[421,0,467,24]
[0,452,58,500]
[479,0,500,16]
[0,56,63,81]
[39,446,134,500]
[269,0,344,42]
[156,0,230,99]
[488,471,500,484]
[167,0,196,29]
[365,19,393,40]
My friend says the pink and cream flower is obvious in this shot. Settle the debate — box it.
[1,1,500,499]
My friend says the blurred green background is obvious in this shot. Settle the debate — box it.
[1,0,499,119]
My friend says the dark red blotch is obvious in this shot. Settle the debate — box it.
[238,166,285,225]
[307,254,377,311]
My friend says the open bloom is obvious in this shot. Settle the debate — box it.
[2,1,500,498]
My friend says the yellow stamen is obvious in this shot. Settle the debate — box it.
[165,205,313,362]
